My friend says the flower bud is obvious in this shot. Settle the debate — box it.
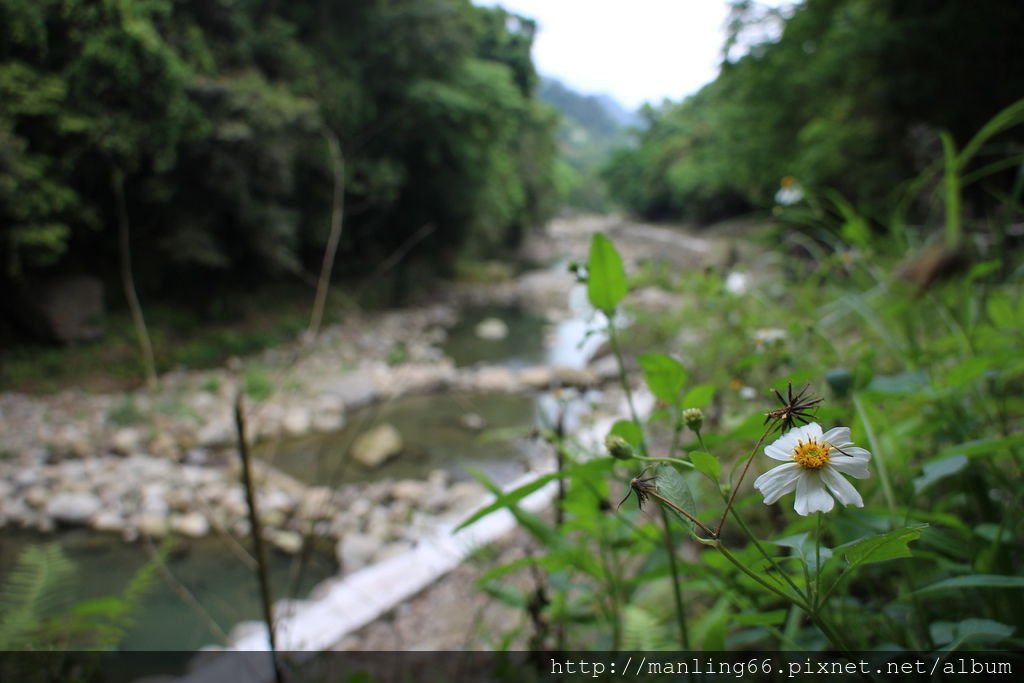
[605,434,635,461]
[682,407,704,432]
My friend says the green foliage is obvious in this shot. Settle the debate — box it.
[604,0,1024,227]
[0,0,558,301]
[586,233,627,315]
[0,544,75,649]
[464,158,1023,650]
[243,365,273,403]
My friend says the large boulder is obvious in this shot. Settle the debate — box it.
[351,423,403,468]
[46,491,102,524]
[12,276,105,343]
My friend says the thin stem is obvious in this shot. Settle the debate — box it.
[635,455,695,470]
[235,392,285,683]
[714,542,810,610]
[607,319,646,454]
[815,512,823,609]
[309,128,345,337]
[727,504,806,602]
[648,488,718,539]
[715,425,773,537]
[659,507,691,649]
[853,394,896,517]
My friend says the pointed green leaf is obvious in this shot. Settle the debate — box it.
[690,450,720,483]
[638,353,687,403]
[655,463,697,531]
[610,419,643,450]
[683,383,715,409]
[835,525,925,571]
[586,233,627,315]
[914,574,1024,595]
[930,619,1016,649]
[912,455,968,494]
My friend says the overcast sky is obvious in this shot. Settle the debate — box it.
[472,1,735,110]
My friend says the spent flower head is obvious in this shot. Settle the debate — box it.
[754,422,871,516]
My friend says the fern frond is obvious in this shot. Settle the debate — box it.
[0,544,76,649]
[621,604,673,651]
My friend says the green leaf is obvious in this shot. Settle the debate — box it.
[586,232,627,315]
[638,353,687,403]
[610,419,643,450]
[690,450,720,483]
[683,383,715,409]
[655,463,697,531]
[930,619,1016,649]
[773,533,832,573]
[912,455,968,495]
[834,526,925,572]
[935,433,1024,460]
[735,610,788,627]
[914,574,1024,595]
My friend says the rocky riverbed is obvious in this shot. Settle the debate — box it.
[0,215,749,648]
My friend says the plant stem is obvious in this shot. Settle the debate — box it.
[309,128,345,338]
[659,507,691,649]
[815,512,823,609]
[715,425,773,537]
[112,168,158,391]
[635,455,695,470]
[727,504,805,602]
[235,392,285,683]
[607,319,646,454]
[853,394,897,517]
[714,541,809,610]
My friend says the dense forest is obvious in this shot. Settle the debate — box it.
[0,0,558,321]
[603,0,1024,225]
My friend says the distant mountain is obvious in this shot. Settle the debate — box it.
[537,77,637,211]
[538,78,637,137]
[593,94,641,129]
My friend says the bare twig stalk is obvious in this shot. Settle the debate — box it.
[235,392,284,683]
[714,425,773,538]
[141,534,229,644]
[309,128,345,338]
[112,169,158,391]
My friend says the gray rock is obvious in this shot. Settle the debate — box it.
[46,491,102,524]
[327,371,378,410]
[14,275,105,343]
[197,415,234,448]
[351,423,403,468]
[337,533,379,572]
[474,317,509,341]
[170,512,209,538]
[267,530,303,554]
[112,427,143,455]
[460,413,486,431]
[282,407,311,435]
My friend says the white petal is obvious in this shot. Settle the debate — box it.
[754,463,803,504]
[800,422,824,440]
[794,472,834,515]
[836,446,871,460]
[821,466,864,507]
[822,427,851,447]
[828,457,870,479]
[828,446,871,479]
[770,423,820,453]
[764,443,795,461]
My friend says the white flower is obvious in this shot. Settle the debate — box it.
[753,422,870,515]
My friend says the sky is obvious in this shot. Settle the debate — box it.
[472,1,736,110]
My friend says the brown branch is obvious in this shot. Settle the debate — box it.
[309,128,345,338]
[235,392,285,683]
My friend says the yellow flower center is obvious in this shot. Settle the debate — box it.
[793,438,831,469]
